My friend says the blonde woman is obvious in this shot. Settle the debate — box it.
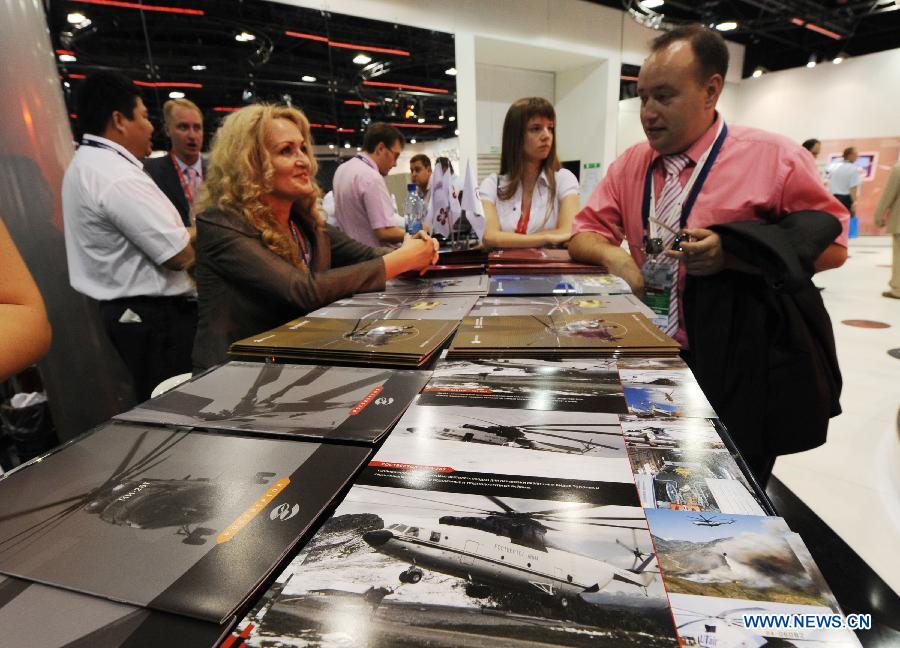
[191,104,437,370]
[480,97,580,249]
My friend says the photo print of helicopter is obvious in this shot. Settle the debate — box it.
[244,485,680,647]
[308,292,479,321]
[117,361,427,442]
[468,294,654,319]
[619,416,726,451]
[0,422,342,619]
[384,273,489,296]
[620,369,717,418]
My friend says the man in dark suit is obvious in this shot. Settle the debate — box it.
[144,98,206,227]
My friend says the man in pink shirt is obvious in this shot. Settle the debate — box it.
[333,123,407,248]
[570,25,848,347]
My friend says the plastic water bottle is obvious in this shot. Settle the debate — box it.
[404,183,424,235]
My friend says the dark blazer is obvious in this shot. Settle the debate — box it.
[143,154,207,226]
[683,211,843,458]
[192,206,389,371]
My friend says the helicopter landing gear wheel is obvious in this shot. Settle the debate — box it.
[399,567,423,584]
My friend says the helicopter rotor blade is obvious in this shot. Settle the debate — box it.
[483,495,516,514]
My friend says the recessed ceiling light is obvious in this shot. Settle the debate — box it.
[235,32,256,42]
[752,67,764,78]
[58,53,77,62]
[832,53,846,64]
[417,117,425,124]
[716,21,738,32]
[63,81,70,88]
[641,0,664,8]
[344,142,351,149]
[807,54,817,68]
[444,67,457,76]
[353,53,372,65]
[454,129,459,136]
[169,91,185,99]
[356,147,361,152]
[448,115,456,122]
[67,12,88,24]
[192,64,206,71]
[301,75,317,82]
[410,138,417,144]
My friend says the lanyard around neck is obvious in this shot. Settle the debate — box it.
[80,137,141,169]
[642,120,728,237]
[170,152,197,204]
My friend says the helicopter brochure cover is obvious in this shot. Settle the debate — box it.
[488,273,632,296]
[0,422,371,623]
[468,294,656,319]
[627,446,765,516]
[374,402,632,483]
[620,367,718,418]
[307,293,480,321]
[419,358,628,413]
[0,575,230,648]
[647,509,861,647]
[448,312,680,359]
[619,416,726,451]
[382,273,489,296]
[115,361,430,444]
[229,316,458,368]
[230,463,680,647]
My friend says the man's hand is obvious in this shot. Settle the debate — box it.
[409,230,440,268]
[666,228,724,276]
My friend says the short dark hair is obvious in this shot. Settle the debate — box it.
[77,71,142,137]
[410,153,431,169]
[843,147,856,159]
[650,24,729,84]
[363,122,404,153]
[801,138,820,152]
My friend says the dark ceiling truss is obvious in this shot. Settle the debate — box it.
[49,0,458,149]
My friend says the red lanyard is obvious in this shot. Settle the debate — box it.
[170,153,197,204]
[515,202,531,234]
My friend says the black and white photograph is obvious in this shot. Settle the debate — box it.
[374,403,631,482]
[468,294,655,319]
[419,358,627,413]
[383,274,489,296]
[628,447,766,515]
[308,293,480,321]
[0,422,370,622]
[488,274,632,296]
[235,471,679,647]
[115,361,429,444]
[620,368,717,418]
[619,416,726,450]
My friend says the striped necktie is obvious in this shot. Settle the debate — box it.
[656,153,691,337]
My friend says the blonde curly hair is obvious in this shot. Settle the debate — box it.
[194,104,322,268]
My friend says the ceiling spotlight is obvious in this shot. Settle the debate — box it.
[328,143,335,149]
[301,75,316,82]
[439,109,445,120]
[454,129,459,136]
[356,147,362,152]
[344,142,351,149]
[640,0,664,7]
[353,53,372,65]
[752,67,764,78]
[445,67,457,76]
[716,21,738,32]
[169,91,186,99]
[807,54,817,68]
[384,97,393,103]
[58,53,77,63]
[192,64,207,71]
[833,52,846,64]
[242,88,255,102]
[63,81,71,88]
[67,12,88,24]
[417,117,425,124]
[410,138,417,144]
[235,31,256,42]
[448,115,456,122]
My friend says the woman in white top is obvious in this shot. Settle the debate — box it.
[479,97,580,248]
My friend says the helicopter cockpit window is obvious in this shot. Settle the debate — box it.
[407,527,420,537]
[430,531,441,542]
[394,524,408,532]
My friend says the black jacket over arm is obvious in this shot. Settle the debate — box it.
[143,155,208,227]
[683,211,843,458]
[192,206,389,371]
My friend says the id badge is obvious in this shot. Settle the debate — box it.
[641,258,674,328]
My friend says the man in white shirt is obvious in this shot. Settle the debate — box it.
[144,98,206,227]
[332,122,406,247]
[829,146,861,215]
[63,71,196,402]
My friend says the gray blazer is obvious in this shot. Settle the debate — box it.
[192,206,388,370]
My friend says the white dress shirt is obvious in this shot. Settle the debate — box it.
[479,168,579,234]
[63,135,194,300]
[829,161,861,195]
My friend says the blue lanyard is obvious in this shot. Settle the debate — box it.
[355,154,377,172]
[641,123,728,232]
[79,138,142,169]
